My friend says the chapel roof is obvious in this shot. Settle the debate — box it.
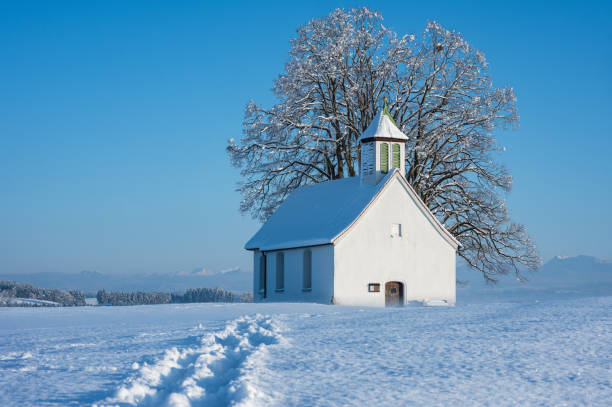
[245,171,394,251]
[245,170,460,251]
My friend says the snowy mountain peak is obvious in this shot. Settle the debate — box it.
[546,254,610,266]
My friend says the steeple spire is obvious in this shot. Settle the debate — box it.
[359,98,408,185]
[381,97,396,126]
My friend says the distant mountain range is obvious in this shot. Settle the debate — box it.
[1,255,610,300]
[0,267,252,294]
[457,255,612,302]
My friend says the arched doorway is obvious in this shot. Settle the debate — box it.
[385,282,404,307]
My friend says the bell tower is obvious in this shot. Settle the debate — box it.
[359,98,409,185]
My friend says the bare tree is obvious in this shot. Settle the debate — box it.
[228,7,540,281]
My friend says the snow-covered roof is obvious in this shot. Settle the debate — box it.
[357,107,409,142]
[245,172,395,251]
[245,170,460,251]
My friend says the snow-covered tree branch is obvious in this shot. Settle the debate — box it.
[228,7,540,281]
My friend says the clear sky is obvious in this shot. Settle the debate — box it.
[1,0,611,276]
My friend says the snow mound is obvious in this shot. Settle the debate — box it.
[0,351,32,361]
[96,314,282,407]
[0,297,60,307]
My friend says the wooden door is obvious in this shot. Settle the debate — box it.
[385,282,403,307]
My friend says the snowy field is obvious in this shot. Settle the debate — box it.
[1,297,610,406]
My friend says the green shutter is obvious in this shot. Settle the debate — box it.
[392,144,400,169]
[380,143,389,173]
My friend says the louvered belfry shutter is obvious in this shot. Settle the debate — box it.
[392,143,400,169]
[380,143,389,173]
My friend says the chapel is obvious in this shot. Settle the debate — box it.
[245,101,459,307]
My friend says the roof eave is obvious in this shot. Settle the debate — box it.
[360,136,409,143]
[246,241,333,252]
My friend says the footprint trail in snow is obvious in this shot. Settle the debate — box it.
[96,314,282,407]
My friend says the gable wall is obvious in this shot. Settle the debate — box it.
[252,245,334,304]
[334,176,456,306]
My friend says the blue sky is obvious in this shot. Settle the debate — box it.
[1,0,611,276]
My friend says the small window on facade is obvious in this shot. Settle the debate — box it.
[275,252,284,291]
[303,249,312,290]
[391,223,402,237]
[368,283,380,292]
[380,143,389,173]
[392,143,400,169]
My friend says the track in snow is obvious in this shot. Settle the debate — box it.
[96,314,281,407]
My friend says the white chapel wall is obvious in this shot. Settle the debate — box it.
[334,176,456,306]
[253,244,334,304]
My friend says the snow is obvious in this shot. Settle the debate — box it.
[1,295,610,406]
[245,172,394,251]
[0,297,60,306]
[357,108,409,142]
[98,314,281,406]
[86,297,98,306]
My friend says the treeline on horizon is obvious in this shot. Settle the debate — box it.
[0,280,253,307]
[96,287,253,306]
[0,280,86,306]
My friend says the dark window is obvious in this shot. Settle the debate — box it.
[259,254,267,296]
[275,252,284,291]
[368,283,380,292]
[303,250,312,290]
